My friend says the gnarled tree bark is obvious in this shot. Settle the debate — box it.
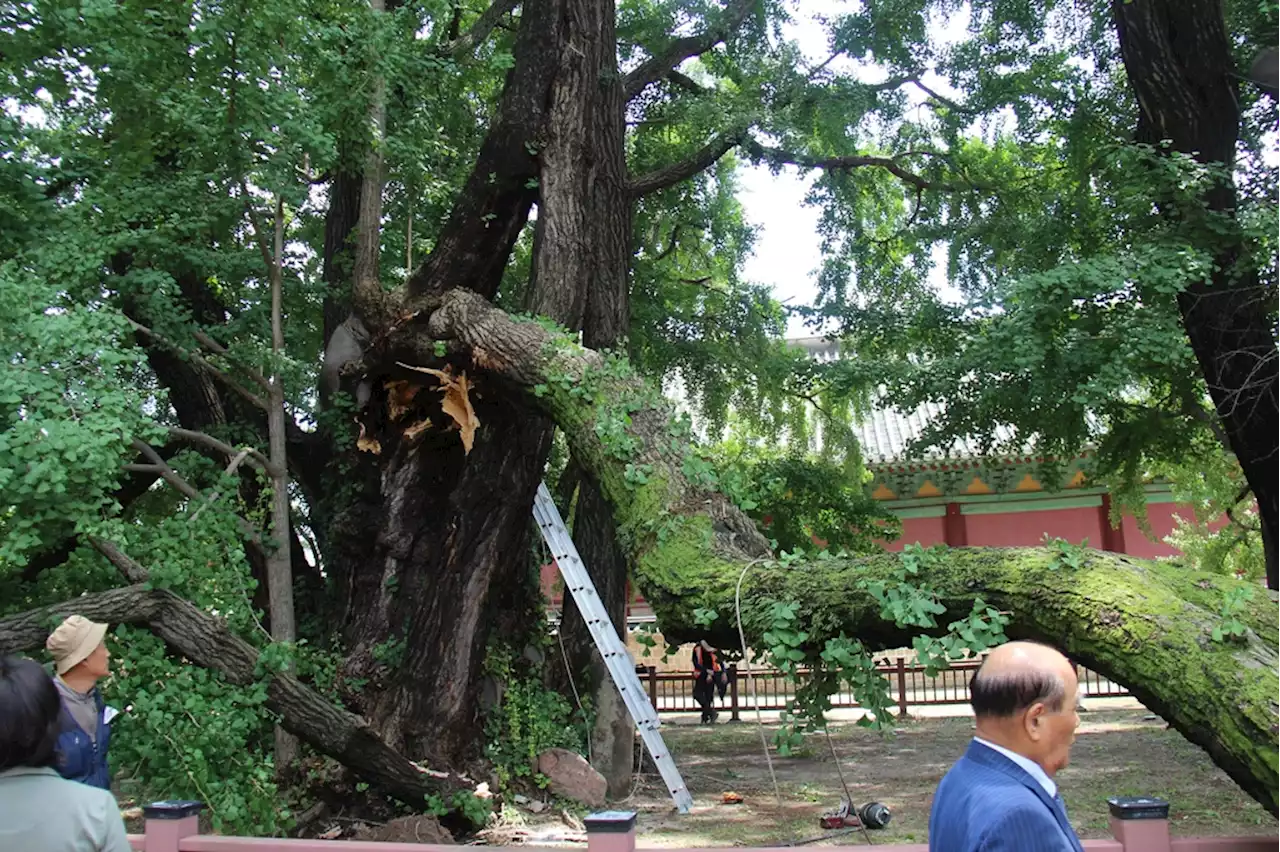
[1111,0,1279,588]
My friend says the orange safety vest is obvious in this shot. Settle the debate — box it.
[693,646,720,676]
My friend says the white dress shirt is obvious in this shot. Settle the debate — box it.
[973,737,1057,798]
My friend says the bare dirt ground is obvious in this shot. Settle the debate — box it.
[621,709,1275,847]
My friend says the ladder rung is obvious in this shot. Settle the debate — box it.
[535,482,692,814]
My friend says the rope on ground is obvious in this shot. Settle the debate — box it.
[734,557,782,811]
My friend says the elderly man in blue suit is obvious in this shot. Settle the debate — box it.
[929,641,1083,852]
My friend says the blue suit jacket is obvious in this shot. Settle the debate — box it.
[928,740,1083,852]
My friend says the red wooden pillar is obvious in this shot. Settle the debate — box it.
[943,502,967,546]
[1100,494,1127,553]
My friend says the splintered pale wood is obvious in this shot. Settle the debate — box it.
[397,363,481,454]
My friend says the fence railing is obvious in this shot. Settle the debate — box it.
[126,800,1275,852]
[639,656,1130,719]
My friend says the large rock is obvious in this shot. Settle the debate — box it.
[537,748,607,808]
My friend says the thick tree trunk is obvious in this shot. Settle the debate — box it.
[323,0,566,769]
[337,404,553,765]
[540,0,636,798]
[1111,0,1279,588]
[415,289,1280,813]
[405,0,568,302]
[333,0,641,773]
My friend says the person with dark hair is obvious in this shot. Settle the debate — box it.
[46,614,116,789]
[0,655,131,851]
[691,640,723,724]
[928,641,1084,852]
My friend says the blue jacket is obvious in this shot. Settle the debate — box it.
[929,740,1083,852]
[54,685,112,790]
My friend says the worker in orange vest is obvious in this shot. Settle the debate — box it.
[692,640,723,724]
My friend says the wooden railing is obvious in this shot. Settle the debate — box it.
[638,656,1130,718]
[126,801,1275,852]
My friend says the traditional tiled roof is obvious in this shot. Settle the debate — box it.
[786,337,1029,466]
[853,401,1022,466]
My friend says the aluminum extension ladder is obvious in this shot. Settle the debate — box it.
[533,482,694,814]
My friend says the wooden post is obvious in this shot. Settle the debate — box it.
[646,665,658,710]
[896,657,909,718]
[729,664,740,722]
[142,801,203,852]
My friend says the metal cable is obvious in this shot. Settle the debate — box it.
[734,557,782,810]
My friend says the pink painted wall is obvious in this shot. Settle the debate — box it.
[966,506,1104,548]
[882,515,947,551]
[1121,503,1191,559]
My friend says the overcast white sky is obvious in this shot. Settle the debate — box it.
[734,3,966,337]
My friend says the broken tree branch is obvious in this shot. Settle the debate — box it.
[127,439,267,550]
[191,328,273,395]
[0,585,466,804]
[86,537,151,583]
[909,77,976,114]
[167,428,277,477]
[665,69,708,95]
[418,287,1278,813]
[126,319,270,411]
[742,138,973,192]
[18,442,183,583]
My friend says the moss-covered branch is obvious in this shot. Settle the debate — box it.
[425,289,772,573]
[417,288,1280,812]
[692,548,1276,814]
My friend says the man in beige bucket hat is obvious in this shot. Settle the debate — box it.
[45,615,116,789]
